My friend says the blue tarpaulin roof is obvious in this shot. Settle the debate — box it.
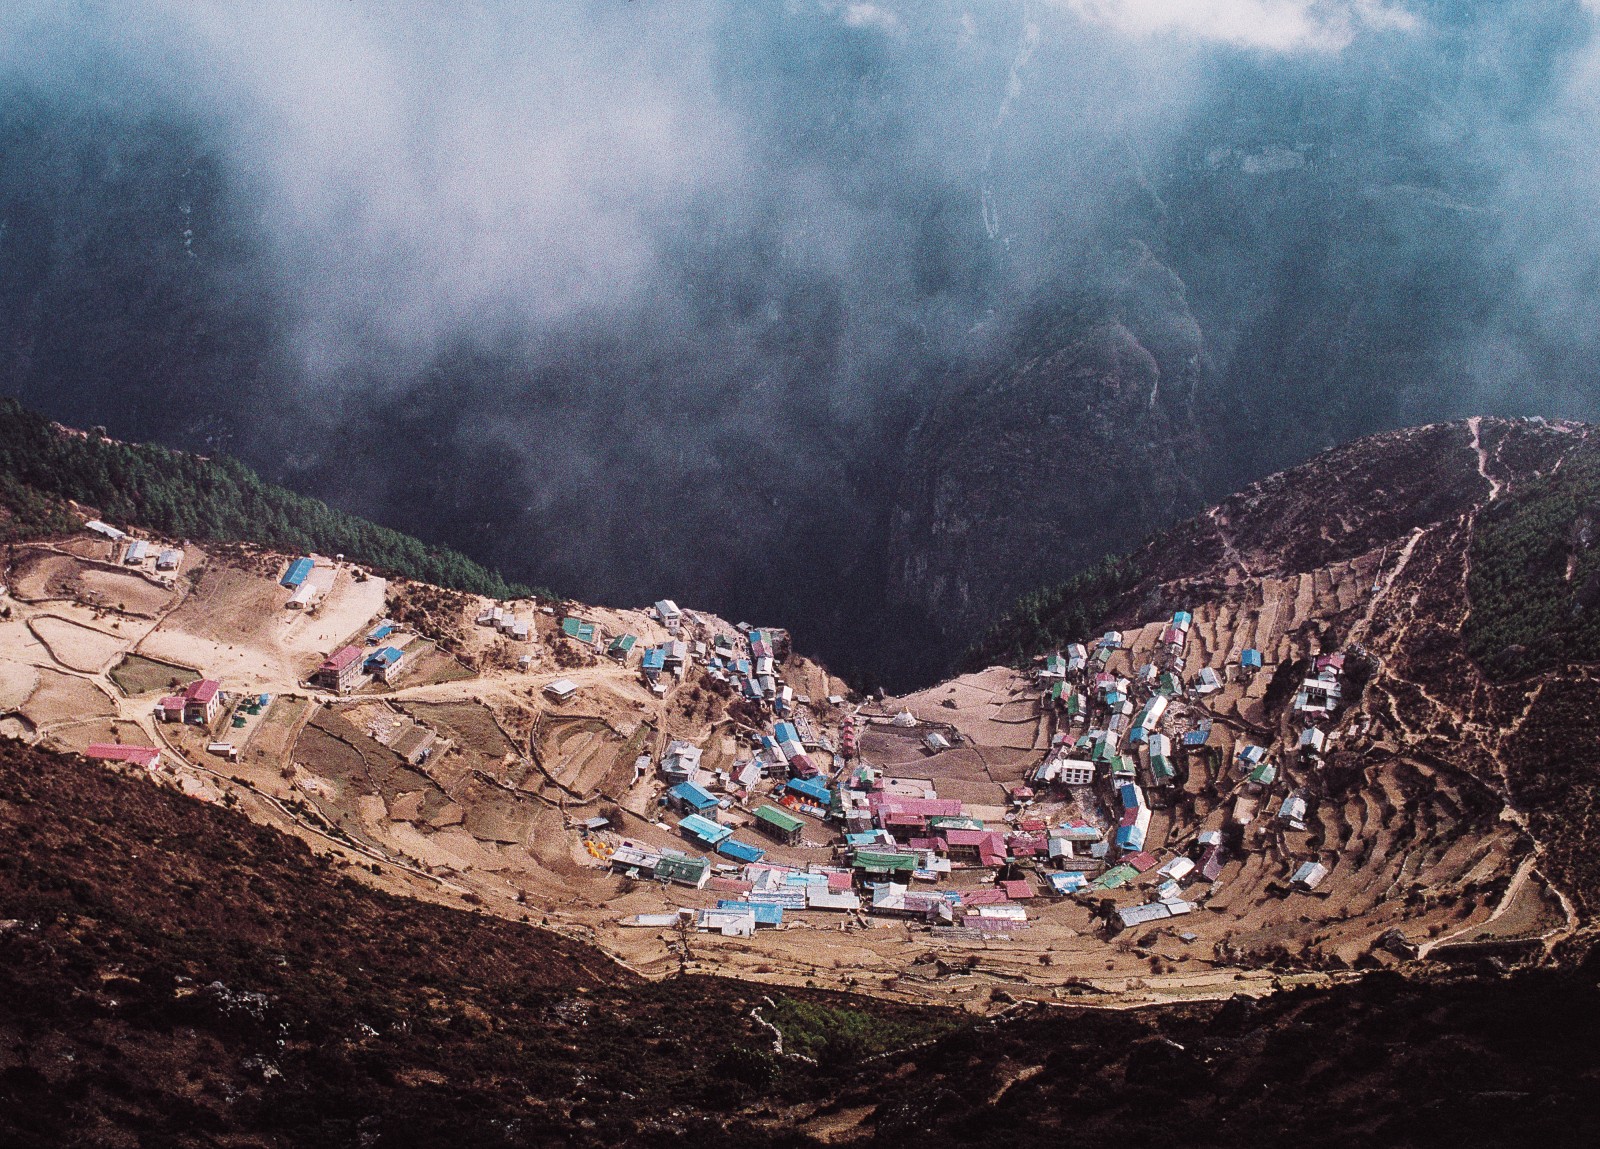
[717,899,783,925]
[365,646,401,669]
[716,838,766,864]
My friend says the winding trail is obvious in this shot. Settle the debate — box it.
[1467,416,1502,501]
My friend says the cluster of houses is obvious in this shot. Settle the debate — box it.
[82,677,229,771]
[605,605,1352,937]
[476,604,533,642]
[304,619,422,695]
[83,520,181,574]
[1026,612,1349,912]
[551,597,801,713]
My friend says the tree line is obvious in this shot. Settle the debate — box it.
[0,396,540,600]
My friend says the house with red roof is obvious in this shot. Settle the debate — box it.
[312,646,364,695]
[943,828,1007,867]
[182,679,222,726]
[86,743,161,769]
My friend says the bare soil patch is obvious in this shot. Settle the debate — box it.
[29,615,131,672]
[537,716,626,796]
[401,700,517,759]
[21,668,117,726]
[74,566,175,616]
[0,658,39,711]
[6,549,85,601]
[243,694,314,771]
[394,640,476,688]
[6,547,173,615]
[160,564,287,648]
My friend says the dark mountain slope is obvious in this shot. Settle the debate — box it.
[5,741,1600,1146]
[0,395,534,599]
[0,739,952,1147]
[967,417,1584,669]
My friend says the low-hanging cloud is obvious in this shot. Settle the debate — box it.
[9,0,1600,686]
[1058,0,1417,52]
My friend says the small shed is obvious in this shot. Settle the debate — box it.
[1292,861,1330,891]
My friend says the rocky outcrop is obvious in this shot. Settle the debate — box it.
[886,246,1204,666]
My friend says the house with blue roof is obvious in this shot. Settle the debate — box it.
[667,781,719,814]
[785,776,831,805]
[364,646,404,684]
[281,557,315,588]
[641,646,666,681]
[679,813,732,847]
[717,899,783,927]
[366,623,395,644]
[717,838,766,864]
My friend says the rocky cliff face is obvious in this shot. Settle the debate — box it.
[886,245,1204,674]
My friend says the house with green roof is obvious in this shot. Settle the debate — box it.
[753,804,804,845]
[561,617,598,644]
[849,849,918,877]
[653,853,710,888]
[607,633,637,661]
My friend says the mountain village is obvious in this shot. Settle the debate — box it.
[0,506,1557,1005]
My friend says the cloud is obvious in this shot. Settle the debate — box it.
[1056,0,1417,53]
[840,3,905,36]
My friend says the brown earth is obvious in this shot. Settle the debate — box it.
[6,742,1600,1148]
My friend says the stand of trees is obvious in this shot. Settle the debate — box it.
[0,396,538,600]
[961,551,1148,672]
[1465,446,1600,680]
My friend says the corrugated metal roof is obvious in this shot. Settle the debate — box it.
[754,804,804,833]
[716,838,766,863]
[668,781,719,810]
[679,814,731,845]
[281,557,314,588]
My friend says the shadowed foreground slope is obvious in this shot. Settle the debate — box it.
[4,741,1600,1146]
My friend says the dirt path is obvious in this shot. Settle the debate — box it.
[1348,527,1425,646]
[1467,416,1502,502]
